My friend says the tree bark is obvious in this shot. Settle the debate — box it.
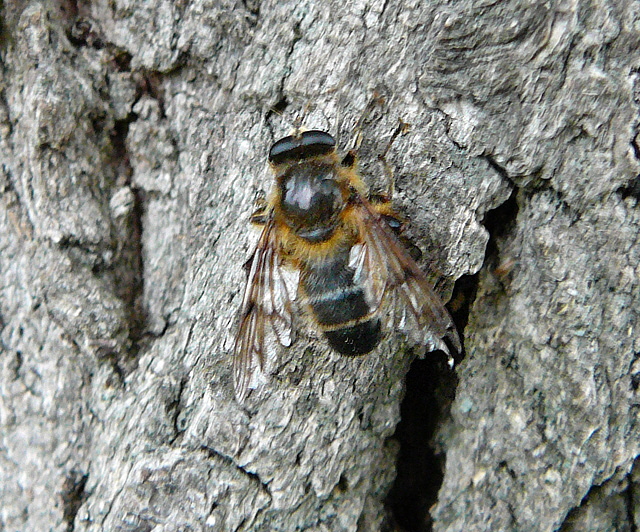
[0,1,638,531]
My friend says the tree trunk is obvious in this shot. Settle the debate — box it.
[1,1,638,531]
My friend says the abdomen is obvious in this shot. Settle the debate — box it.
[301,249,381,356]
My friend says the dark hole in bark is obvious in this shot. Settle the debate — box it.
[62,472,89,532]
[386,355,456,532]
[386,182,519,530]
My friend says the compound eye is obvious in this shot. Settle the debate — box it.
[269,130,336,164]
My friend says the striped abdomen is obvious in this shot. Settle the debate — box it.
[301,249,381,356]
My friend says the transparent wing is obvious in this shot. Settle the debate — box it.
[233,219,298,401]
[349,196,461,359]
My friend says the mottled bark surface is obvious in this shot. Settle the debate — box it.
[0,1,638,531]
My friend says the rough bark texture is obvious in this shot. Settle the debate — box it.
[0,1,638,531]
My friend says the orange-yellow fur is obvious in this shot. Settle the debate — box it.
[266,152,376,265]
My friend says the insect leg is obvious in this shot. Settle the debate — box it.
[368,118,420,264]
[345,89,387,159]
[377,118,410,201]
[339,93,393,169]
[380,211,422,262]
[250,195,270,226]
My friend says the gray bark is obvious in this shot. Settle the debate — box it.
[0,0,638,531]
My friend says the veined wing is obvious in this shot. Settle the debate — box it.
[233,219,298,401]
[349,195,461,359]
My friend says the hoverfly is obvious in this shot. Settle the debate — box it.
[233,129,460,400]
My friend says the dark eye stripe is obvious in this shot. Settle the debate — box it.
[269,130,336,164]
